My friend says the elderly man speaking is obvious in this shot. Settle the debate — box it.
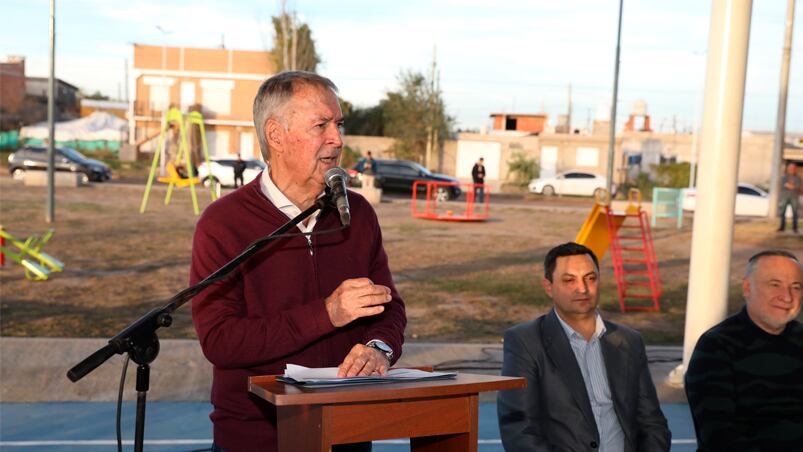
[190,71,406,452]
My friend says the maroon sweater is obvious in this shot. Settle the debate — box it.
[190,174,406,451]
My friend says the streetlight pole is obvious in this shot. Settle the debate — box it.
[606,0,624,197]
[46,0,56,223]
[768,0,795,219]
[155,25,171,177]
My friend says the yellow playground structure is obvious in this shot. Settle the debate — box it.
[139,108,217,215]
[0,227,64,281]
[575,189,662,312]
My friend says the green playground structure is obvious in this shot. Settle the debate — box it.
[0,227,64,281]
[139,107,217,216]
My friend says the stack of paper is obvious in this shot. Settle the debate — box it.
[277,364,457,387]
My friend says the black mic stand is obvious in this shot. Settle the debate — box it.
[67,196,331,452]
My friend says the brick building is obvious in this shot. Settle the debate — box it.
[1,56,80,131]
[130,44,275,159]
[0,56,26,130]
[490,113,548,134]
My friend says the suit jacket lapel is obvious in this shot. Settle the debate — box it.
[542,310,596,429]
[600,322,631,436]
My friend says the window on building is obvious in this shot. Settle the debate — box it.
[505,117,517,130]
[200,79,234,116]
[149,85,170,111]
[180,82,196,111]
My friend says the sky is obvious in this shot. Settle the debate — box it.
[2,0,801,134]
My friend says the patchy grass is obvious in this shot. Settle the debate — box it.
[1,177,800,344]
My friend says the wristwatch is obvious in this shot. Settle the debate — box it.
[366,340,393,362]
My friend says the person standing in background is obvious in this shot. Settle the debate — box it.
[778,161,800,233]
[232,154,247,188]
[471,157,486,203]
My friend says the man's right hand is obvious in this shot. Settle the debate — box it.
[325,278,392,327]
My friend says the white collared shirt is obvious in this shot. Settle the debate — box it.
[259,164,321,234]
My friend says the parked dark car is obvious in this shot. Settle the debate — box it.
[348,159,461,200]
[7,146,112,183]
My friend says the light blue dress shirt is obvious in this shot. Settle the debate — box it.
[555,311,625,452]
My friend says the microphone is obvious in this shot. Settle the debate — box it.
[325,167,351,227]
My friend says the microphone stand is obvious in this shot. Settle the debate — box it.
[67,196,331,452]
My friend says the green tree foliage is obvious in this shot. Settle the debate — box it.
[84,91,109,100]
[341,99,384,136]
[652,162,691,188]
[507,152,539,186]
[382,70,452,163]
[271,12,320,72]
[339,145,362,169]
[619,163,690,201]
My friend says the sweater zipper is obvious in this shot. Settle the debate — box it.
[306,235,313,256]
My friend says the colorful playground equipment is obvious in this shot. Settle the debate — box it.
[411,181,489,222]
[651,187,685,229]
[0,227,64,281]
[575,189,662,312]
[139,108,216,215]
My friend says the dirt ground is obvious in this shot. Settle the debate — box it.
[0,176,800,344]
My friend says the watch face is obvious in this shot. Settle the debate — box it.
[373,342,391,353]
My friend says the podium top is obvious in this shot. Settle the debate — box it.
[249,372,526,407]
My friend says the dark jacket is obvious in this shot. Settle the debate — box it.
[685,307,803,451]
[471,163,485,183]
[498,309,670,451]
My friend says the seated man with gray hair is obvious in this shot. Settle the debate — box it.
[685,249,803,451]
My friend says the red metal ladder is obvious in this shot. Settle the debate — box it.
[605,206,662,312]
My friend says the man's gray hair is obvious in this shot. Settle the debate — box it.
[252,71,338,161]
[744,249,801,278]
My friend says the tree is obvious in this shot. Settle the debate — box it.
[342,103,385,136]
[507,152,539,186]
[84,91,109,101]
[271,6,320,72]
[382,70,451,164]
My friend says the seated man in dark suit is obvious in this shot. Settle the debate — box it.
[498,242,670,451]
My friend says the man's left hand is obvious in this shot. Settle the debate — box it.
[337,344,390,377]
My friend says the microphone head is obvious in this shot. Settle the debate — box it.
[325,167,348,188]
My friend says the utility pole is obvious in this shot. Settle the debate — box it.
[768,0,795,219]
[46,0,56,223]
[436,68,444,173]
[290,12,298,70]
[567,83,572,133]
[280,0,289,70]
[606,0,624,196]
[425,45,437,170]
[124,58,129,102]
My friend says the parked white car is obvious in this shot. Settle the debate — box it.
[197,157,265,188]
[528,170,613,197]
[682,183,777,217]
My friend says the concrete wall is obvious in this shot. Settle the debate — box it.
[453,130,776,192]
[343,135,396,158]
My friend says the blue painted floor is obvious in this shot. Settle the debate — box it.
[0,402,696,451]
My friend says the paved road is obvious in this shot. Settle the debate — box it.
[1,402,696,451]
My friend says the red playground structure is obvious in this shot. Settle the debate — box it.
[411,181,489,222]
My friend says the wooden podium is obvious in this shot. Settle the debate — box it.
[249,372,525,452]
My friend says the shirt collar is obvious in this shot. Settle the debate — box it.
[555,309,607,342]
[260,162,297,210]
[259,162,326,208]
